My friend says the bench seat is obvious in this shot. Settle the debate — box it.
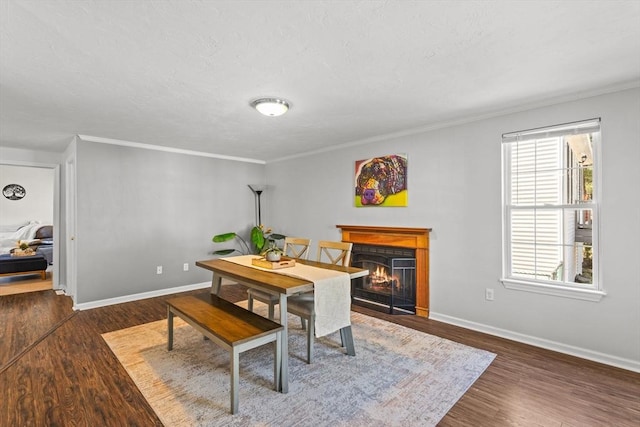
[166,294,283,414]
[0,254,48,280]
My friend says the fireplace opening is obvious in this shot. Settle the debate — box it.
[351,244,416,314]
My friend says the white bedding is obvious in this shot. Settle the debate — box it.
[0,221,49,254]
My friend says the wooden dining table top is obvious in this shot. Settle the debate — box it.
[195,257,368,296]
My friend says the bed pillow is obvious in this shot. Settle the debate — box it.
[35,226,53,239]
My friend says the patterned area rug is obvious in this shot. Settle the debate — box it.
[102,302,495,426]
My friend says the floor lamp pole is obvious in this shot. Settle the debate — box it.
[248,185,265,227]
[255,190,263,226]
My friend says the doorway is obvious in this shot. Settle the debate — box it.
[0,161,60,294]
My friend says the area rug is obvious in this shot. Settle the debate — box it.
[102,302,495,426]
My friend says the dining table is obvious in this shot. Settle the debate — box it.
[195,256,369,393]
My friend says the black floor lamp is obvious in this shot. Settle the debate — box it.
[248,185,265,226]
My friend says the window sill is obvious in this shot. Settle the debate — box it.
[500,278,606,302]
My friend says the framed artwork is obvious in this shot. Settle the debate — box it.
[355,154,407,207]
[3,184,26,200]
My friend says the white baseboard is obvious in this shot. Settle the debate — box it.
[73,281,211,311]
[429,311,640,373]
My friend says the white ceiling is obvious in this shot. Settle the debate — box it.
[1,1,639,162]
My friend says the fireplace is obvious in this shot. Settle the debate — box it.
[337,225,431,317]
[351,244,416,314]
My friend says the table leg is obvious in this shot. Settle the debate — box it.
[210,273,222,295]
[279,293,289,393]
[340,326,356,356]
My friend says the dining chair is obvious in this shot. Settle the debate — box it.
[282,237,312,260]
[286,240,353,363]
[247,237,311,320]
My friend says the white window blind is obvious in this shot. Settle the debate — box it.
[502,118,601,296]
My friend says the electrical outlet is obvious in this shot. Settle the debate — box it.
[183,263,189,271]
[485,288,494,301]
[156,265,163,274]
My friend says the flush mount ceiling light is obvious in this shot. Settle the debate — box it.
[250,97,290,117]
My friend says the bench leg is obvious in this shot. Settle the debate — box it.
[230,349,239,414]
[167,308,174,351]
[274,331,281,391]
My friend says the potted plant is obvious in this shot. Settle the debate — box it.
[212,225,285,256]
[262,240,284,261]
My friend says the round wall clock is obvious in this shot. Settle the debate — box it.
[3,184,26,200]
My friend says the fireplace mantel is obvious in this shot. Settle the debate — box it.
[337,225,431,317]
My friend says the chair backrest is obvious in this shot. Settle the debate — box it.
[316,240,352,266]
[283,237,311,260]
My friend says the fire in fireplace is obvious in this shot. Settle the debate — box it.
[350,244,416,314]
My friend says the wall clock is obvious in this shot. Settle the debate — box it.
[3,184,26,200]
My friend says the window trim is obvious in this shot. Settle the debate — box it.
[501,118,605,301]
[500,278,606,301]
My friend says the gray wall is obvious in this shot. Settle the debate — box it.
[74,140,264,304]
[2,89,637,369]
[266,88,640,368]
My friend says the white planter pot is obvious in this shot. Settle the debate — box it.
[266,252,281,262]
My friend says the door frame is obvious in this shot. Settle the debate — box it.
[64,152,77,302]
[0,160,61,290]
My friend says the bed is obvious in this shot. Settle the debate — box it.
[0,222,54,264]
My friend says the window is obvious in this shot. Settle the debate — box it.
[501,119,604,301]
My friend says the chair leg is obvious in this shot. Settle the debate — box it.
[167,308,174,351]
[248,294,254,312]
[300,317,306,330]
[267,301,275,320]
[306,316,314,364]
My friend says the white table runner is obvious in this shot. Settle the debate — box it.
[222,255,351,337]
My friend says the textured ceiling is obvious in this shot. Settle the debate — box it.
[1,0,639,162]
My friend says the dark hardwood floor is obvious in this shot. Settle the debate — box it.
[1,286,638,426]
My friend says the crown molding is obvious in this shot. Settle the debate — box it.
[77,135,266,165]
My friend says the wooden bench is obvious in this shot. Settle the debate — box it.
[166,294,283,414]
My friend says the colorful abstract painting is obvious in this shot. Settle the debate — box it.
[355,154,408,207]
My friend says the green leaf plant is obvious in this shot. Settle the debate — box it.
[212,225,285,256]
